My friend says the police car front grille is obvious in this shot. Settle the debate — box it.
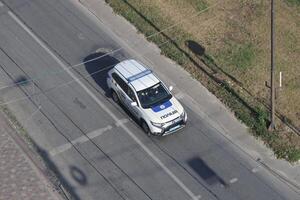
[165,117,180,126]
[165,119,184,130]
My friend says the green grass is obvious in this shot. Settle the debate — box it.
[286,0,300,6]
[231,43,256,69]
[106,0,300,162]
[0,104,30,143]
[187,0,208,11]
[285,31,300,53]
[219,41,256,70]
[288,77,300,90]
[239,0,266,18]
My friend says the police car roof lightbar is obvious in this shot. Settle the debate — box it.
[127,69,152,83]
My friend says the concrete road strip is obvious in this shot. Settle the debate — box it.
[174,92,185,100]
[252,167,261,173]
[8,10,201,200]
[49,118,128,157]
[49,125,112,157]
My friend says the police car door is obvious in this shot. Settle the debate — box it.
[112,73,128,104]
[125,86,140,118]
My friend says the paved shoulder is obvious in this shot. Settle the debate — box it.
[0,111,62,200]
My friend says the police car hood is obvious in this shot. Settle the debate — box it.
[144,97,184,123]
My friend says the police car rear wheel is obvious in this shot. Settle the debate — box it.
[112,90,119,103]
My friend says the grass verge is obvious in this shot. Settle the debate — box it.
[105,0,300,162]
[218,40,256,70]
[286,0,300,6]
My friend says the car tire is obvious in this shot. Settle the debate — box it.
[141,120,150,136]
[111,90,119,104]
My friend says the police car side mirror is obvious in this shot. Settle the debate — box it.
[169,86,173,91]
[131,102,137,107]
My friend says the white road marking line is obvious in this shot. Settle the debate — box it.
[50,143,72,157]
[50,125,112,157]
[23,105,42,126]
[229,178,238,184]
[9,11,200,200]
[115,118,129,127]
[86,125,112,138]
[95,47,112,53]
[71,134,90,145]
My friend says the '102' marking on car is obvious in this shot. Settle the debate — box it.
[160,110,178,120]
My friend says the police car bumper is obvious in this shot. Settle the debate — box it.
[150,113,187,136]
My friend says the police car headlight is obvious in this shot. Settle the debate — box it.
[180,111,186,119]
[151,121,165,128]
[180,111,187,123]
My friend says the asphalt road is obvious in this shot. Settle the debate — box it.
[0,0,299,200]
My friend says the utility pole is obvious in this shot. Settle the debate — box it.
[269,0,275,130]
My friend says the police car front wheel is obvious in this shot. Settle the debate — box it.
[141,121,150,136]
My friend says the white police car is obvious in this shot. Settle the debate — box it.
[107,59,187,136]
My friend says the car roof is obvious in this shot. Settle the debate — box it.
[114,59,160,91]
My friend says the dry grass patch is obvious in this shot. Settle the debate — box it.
[106,0,300,162]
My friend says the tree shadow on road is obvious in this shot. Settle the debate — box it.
[70,165,87,186]
[187,157,227,187]
[32,140,81,200]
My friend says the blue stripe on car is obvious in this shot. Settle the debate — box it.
[151,100,172,112]
[127,69,152,82]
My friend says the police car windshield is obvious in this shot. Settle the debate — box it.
[137,83,171,109]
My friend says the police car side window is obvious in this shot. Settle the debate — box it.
[112,73,128,92]
[127,87,137,102]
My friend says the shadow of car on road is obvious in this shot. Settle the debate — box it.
[84,52,119,97]
[83,52,142,127]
